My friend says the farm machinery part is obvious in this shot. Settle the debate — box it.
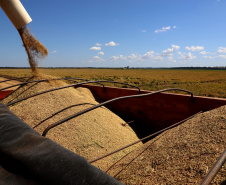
[0,0,32,29]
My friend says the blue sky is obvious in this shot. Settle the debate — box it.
[0,0,226,68]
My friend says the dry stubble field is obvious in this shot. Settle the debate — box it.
[0,68,225,98]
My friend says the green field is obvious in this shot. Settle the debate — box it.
[0,68,225,98]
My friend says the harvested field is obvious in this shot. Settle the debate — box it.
[106,106,226,184]
[0,68,225,98]
[2,75,142,171]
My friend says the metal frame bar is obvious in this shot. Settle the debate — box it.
[201,150,226,185]
[7,80,142,106]
[0,78,67,91]
[64,78,105,88]
[42,87,193,136]
[0,76,29,84]
[33,103,101,129]
[6,82,41,105]
[88,111,201,163]
[64,78,141,92]
[0,76,35,100]
[0,77,140,92]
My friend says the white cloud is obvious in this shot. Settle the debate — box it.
[185,46,204,51]
[154,26,171,33]
[111,56,118,61]
[110,55,127,61]
[218,55,226,59]
[98,52,104,55]
[141,29,147,33]
[141,51,163,61]
[178,52,196,60]
[90,46,101,50]
[105,41,119,46]
[153,56,164,61]
[172,45,180,50]
[50,51,57,54]
[91,56,105,62]
[96,43,102,46]
[128,54,137,60]
[200,51,209,55]
[203,56,216,59]
[162,51,173,57]
[161,44,180,56]
[142,51,155,59]
[110,52,164,62]
[168,56,176,63]
[119,55,127,60]
[98,58,105,62]
[203,54,226,59]
[173,26,177,29]
[88,61,94,63]
[217,47,226,54]
[93,56,100,59]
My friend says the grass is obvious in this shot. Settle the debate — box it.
[0,68,225,98]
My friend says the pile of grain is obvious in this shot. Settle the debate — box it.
[0,77,20,90]
[18,26,48,75]
[3,75,142,171]
[106,106,226,184]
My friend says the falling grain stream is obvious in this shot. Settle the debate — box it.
[18,26,48,75]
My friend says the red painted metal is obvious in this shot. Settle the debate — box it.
[0,90,13,100]
[79,84,226,135]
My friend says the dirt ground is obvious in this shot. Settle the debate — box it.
[0,77,20,90]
